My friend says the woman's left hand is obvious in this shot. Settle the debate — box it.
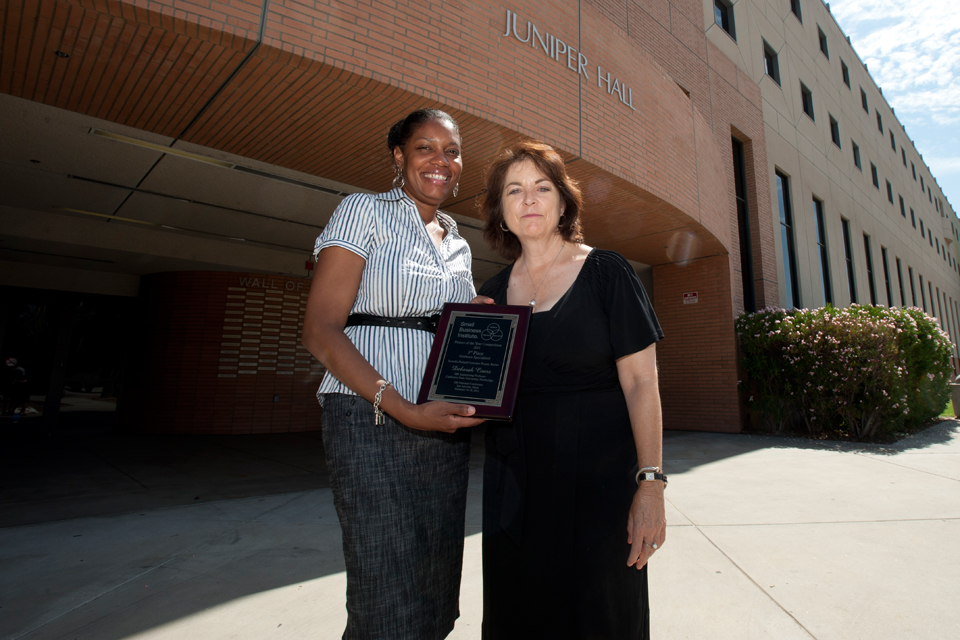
[470,295,496,305]
[626,481,666,569]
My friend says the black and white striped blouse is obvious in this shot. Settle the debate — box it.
[313,187,476,404]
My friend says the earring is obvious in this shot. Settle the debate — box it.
[453,182,459,198]
[499,220,510,233]
[392,165,404,189]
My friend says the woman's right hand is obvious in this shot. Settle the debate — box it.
[396,400,485,433]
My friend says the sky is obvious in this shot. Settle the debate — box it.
[828,0,960,213]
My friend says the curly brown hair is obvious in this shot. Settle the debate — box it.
[480,141,583,261]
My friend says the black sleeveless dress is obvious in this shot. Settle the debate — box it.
[479,249,664,640]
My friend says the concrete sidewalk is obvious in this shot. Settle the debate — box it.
[2,422,959,639]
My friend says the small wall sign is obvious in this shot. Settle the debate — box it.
[683,292,698,304]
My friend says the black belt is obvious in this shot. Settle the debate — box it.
[345,313,441,334]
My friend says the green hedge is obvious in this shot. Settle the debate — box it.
[736,305,953,440]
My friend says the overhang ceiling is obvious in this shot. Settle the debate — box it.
[1,0,726,294]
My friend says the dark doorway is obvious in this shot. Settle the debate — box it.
[0,287,134,433]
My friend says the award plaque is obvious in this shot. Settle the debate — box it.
[417,303,532,420]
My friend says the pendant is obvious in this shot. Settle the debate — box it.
[529,299,536,306]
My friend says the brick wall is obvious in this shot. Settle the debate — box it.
[3,0,780,432]
[654,254,740,432]
[121,271,325,434]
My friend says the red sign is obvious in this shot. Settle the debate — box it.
[683,292,698,304]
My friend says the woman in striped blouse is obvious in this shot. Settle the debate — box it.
[302,109,484,639]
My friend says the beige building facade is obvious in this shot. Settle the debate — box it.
[705,0,960,360]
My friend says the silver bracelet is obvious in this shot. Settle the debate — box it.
[373,381,391,425]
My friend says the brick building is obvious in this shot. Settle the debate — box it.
[0,0,955,434]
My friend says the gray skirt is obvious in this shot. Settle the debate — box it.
[322,393,471,640]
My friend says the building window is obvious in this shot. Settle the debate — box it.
[901,147,907,166]
[842,218,857,304]
[763,40,781,85]
[829,115,841,147]
[841,60,850,88]
[813,197,833,305]
[876,111,883,133]
[714,0,736,39]
[801,82,815,120]
[791,0,802,22]
[929,187,933,203]
[920,219,925,238]
[818,26,829,58]
[908,266,916,307]
[732,138,756,313]
[881,247,893,307]
[864,234,877,305]
[929,231,933,247]
[919,274,927,312]
[886,180,893,203]
[776,171,801,308]
[890,131,896,151]
[921,176,925,192]
[911,208,916,228]
[852,142,861,170]
[871,163,879,189]
[896,257,905,306]
[899,195,906,218]
[861,88,868,112]
[936,237,940,254]
[912,162,917,180]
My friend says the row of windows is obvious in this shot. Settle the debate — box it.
[775,170,955,316]
[754,4,948,214]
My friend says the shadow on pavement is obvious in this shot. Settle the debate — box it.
[0,430,330,528]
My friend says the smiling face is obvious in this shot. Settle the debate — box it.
[501,159,564,243]
[393,118,462,216]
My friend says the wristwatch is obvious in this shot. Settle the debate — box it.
[635,467,668,488]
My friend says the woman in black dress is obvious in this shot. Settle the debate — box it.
[478,141,667,639]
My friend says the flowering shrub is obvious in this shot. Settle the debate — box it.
[736,305,953,440]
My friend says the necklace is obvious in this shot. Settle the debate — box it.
[523,242,566,307]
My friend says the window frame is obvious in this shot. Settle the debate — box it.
[861,88,869,112]
[864,233,877,305]
[908,266,916,307]
[829,115,841,147]
[881,246,893,307]
[763,39,781,85]
[842,218,857,304]
[818,26,829,59]
[800,82,815,120]
[776,170,801,309]
[871,163,879,189]
[876,110,883,133]
[813,197,833,305]
[841,60,850,88]
[895,257,905,307]
[714,0,736,40]
[852,141,861,170]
